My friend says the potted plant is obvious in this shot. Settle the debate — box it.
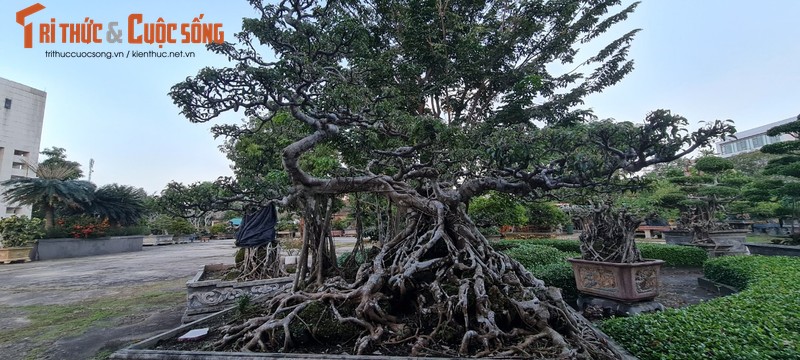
[567,203,664,303]
[661,156,750,254]
[0,215,44,263]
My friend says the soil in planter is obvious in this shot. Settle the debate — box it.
[198,267,239,282]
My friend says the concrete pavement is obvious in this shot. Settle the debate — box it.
[0,240,238,306]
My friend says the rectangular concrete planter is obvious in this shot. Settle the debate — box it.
[707,230,749,255]
[0,246,33,263]
[745,243,800,257]
[183,264,293,323]
[32,236,143,261]
[568,258,665,302]
[662,230,693,245]
[143,235,177,246]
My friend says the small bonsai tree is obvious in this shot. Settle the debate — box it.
[663,156,748,242]
[577,202,644,263]
[0,215,44,248]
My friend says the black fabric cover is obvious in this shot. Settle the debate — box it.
[235,203,278,247]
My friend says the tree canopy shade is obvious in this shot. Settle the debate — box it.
[170,0,735,357]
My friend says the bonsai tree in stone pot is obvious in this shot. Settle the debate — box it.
[567,202,665,316]
[0,215,44,263]
[662,156,750,254]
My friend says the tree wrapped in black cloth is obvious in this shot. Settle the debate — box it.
[234,203,284,280]
[235,203,278,248]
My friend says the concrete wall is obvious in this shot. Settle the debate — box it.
[745,243,800,257]
[33,236,143,260]
[0,77,46,218]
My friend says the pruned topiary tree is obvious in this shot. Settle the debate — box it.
[663,156,749,242]
[168,0,735,357]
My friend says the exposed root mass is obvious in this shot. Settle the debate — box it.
[216,207,622,359]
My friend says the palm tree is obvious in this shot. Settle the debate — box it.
[79,184,147,226]
[1,163,95,230]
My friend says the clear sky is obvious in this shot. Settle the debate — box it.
[2,1,799,194]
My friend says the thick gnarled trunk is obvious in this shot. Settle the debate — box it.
[217,200,622,359]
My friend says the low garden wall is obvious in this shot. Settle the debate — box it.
[745,243,800,257]
[32,235,144,261]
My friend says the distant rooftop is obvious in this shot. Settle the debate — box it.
[724,116,796,142]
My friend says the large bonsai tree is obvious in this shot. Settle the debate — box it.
[169,0,734,357]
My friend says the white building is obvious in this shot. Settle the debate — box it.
[0,77,46,218]
[715,116,796,157]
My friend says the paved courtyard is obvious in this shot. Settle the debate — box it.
[0,240,238,307]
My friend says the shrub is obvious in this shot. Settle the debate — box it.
[494,239,707,267]
[500,243,579,301]
[68,216,110,238]
[602,256,800,360]
[478,226,501,237]
[503,244,571,269]
[209,223,228,235]
[528,262,578,301]
[104,225,150,237]
[494,239,581,253]
[637,243,707,267]
[0,215,44,247]
[336,251,368,267]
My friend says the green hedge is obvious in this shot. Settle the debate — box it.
[602,256,800,360]
[503,244,572,269]
[637,243,708,267]
[528,262,579,300]
[499,243,579,301]
[493,239,707,267]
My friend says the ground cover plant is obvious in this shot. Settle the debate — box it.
[601,255,800,359]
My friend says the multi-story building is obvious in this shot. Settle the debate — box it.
[716,116,796,157]
[0,77,47,218]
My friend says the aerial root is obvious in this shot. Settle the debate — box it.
[213,210,621,359]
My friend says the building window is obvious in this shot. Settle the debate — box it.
[3,98,10,109]
[751,135,764,148]
[736,140,750,152]
[5,207,21,215]
[13,150,29,158]
[721,143,733,154]
[11,162,25,170]
[768,135,782,144]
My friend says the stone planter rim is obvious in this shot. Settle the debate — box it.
[567,257,665,267]
[662,229,692,234]
[186,264,294,288]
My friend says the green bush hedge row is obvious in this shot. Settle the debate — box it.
[498,243,580,301]
[601,256,800,360]
[493,239,707,267]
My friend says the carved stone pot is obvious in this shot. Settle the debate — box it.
[183,264,293,323]
[567,258,664,302]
